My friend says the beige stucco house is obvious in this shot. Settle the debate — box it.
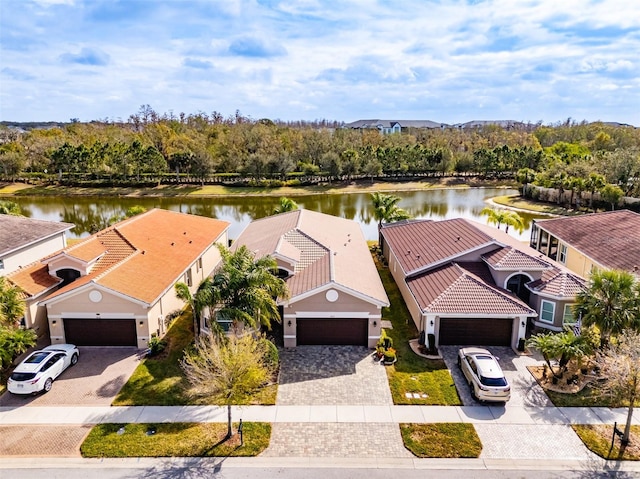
[381,218,585,350]
[530,210,640,279]
[232,209,389,347]
[10,209,229,349]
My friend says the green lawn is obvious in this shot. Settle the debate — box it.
[400,423,482,458]
[492,194,586,216]
[112,312,277,406]
[573,424,640,461]
[81,422,271,457]
[374,253,461,406]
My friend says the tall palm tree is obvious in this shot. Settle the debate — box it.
[503,211,525,234]
[273,197,298,215]
[371,192,411,245]
[575,269,640,347]
[211,245,288,331]
[175,277,214,336]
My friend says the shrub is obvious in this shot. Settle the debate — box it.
[147,336,167,357]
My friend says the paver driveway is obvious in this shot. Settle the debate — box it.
[0,347,140,407]
[266,346,411,458]
[439,346,552,407]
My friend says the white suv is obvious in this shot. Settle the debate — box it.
[457,347,510,403]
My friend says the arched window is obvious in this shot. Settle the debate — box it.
[506,273,531,303]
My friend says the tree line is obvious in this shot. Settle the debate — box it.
[1,107,639,197]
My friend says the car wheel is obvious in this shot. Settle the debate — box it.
[70,353,78,366]
[43,378,53,393]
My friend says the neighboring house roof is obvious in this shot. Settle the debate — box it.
[407,262,535,316]
[0,215,73,257]
[527,269,586,299]
[233,209,389,306]
[39,209,229,305]
[344,119,447,129]
[381,218,495,275]
[534,210,640,273]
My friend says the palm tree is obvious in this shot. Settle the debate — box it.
[600,184,624,211]
[273,197,298,215]
[175,277,214,336]
[0,278,25,327]
[0,200,22,216]
[211,245,288,331]
[371,192,411,245]
[575,269,640,347]
[503,211,525,234]
[481,207,521,231]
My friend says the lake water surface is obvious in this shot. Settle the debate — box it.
[10,187,544,242]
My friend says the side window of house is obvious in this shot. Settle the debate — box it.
[540,300,555,323]
[558,244,567,264]
[185,269,192,287]
[0,259,4,270]
[198,258,203,270]
[562,304,575,326]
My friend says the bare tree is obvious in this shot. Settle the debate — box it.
[181,333,277,439]
[595,329,640,448]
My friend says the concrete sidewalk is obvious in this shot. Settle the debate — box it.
[1,404,639,426]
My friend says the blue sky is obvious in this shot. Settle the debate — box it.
[1,0,639,124]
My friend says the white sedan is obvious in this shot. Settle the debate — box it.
[7,344,79,395]
[457,347,510,403]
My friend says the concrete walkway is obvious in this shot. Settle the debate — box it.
[1,404,638,426]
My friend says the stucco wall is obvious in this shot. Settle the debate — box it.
[563,245,597,279]
[530,293,576,332]
[282,287,382,348]
[1,233,67,276]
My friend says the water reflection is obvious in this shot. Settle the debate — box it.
[9,188,544,241]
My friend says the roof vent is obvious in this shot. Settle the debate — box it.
[456,236,461,241]
[183,231,187,235]
[406,250,411,255]
[171,242,175,246]
[189,240,193,244]
[141,250,146,255]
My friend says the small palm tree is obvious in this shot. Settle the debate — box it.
[503,211,525,234]
[273,197,298,214]
[211,245,288,331]
[371,192,411,245]
[175,277,214,336]
[0,200,22,216]
[0,278,25,327]
[575,269,639,348]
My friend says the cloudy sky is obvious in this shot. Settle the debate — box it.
[1,0,639,125]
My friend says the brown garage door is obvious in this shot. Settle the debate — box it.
[439,318,512,346]
[63,318,137,346]
[297,318,368,346]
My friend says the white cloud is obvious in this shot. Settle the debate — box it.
[0,0,638,124]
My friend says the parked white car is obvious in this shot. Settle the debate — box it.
[457,347,510,403]
[7,344,79,395]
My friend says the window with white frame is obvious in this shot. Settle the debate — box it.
[185,269,192,287]
[558,244,567,264]
[540,300,555,323]
[562,304,575,326]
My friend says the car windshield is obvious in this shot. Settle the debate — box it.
[24,352,50,364]
[11,372,37,381]
[480,376,508,387]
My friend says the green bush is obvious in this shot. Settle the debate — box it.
[147,336,167,357]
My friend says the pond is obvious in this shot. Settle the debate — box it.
[9,187,545,242]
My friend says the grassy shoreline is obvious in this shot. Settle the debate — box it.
[0,178,517,198]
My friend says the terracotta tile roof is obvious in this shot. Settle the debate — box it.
[43,209,229,305]
[527,268,586,298]
[7,263,61,298]
[407,262,535,316]
[233,210,389,306]
[534,210,640,273]
[381,218,494,274]
[482,247,551,270]
[0,215,73,256]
